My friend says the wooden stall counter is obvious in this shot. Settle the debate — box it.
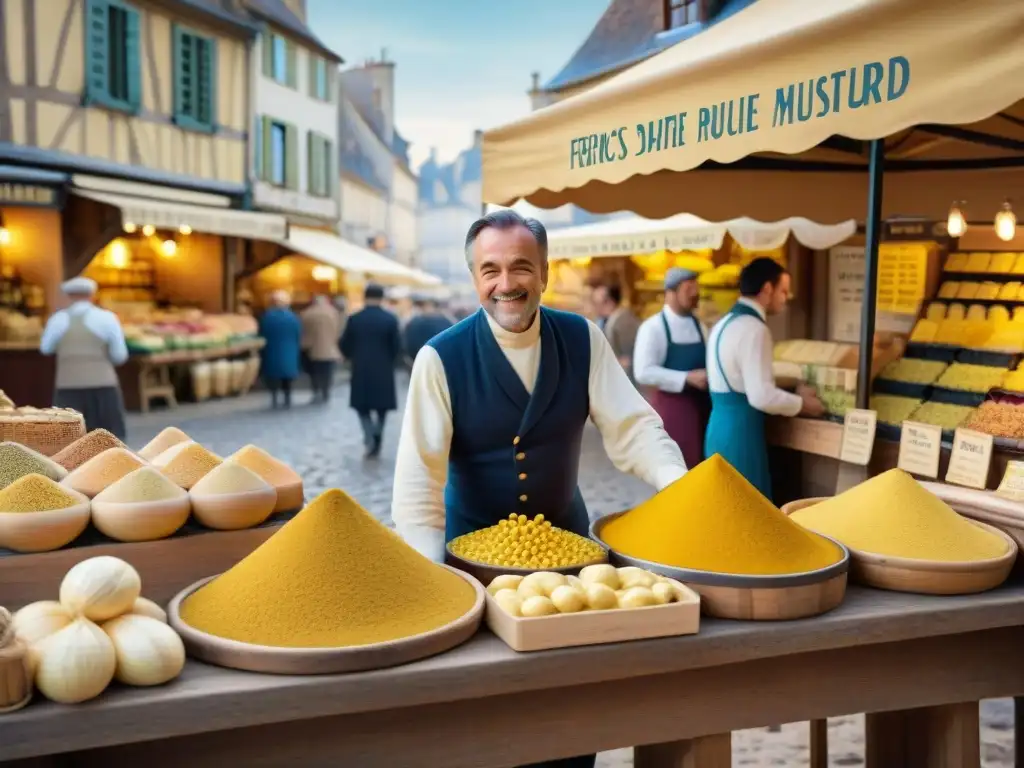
[2,586,1024,767]
[0,342,53,407]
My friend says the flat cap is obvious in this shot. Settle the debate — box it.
[664,267,698,291]
[60,277,98,296]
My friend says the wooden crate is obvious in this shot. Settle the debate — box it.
[485,586,701,652]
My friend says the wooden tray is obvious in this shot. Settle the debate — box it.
[484,584,700,652]
[167,566,486,675]
[590,512,850,621]
[782,498,1018,595]
[445,546,607,586]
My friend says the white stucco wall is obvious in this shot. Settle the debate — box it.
[339,176,388,245]
[390,165,419,266]
[252,33,340,222]
[419,206,476,284]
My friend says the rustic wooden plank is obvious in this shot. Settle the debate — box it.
[634,734,731,768]
[809,718,828,768]
[866,702,980,768]
[53,626,1024,768]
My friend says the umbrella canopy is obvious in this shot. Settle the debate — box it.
[483,0,1024,222]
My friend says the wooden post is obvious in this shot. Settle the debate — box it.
[634,733,731,768]
[865,702,980,768]
[809,718,829,768]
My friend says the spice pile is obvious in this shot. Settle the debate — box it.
[789,469,1008,562]
[600,454,842,576]
[0,474,80,512]
[0,442,67,489]
[61,448,147,498]
[137,427,190,462]
[152,442,221,489]
[93,467,187,504]
[226,444,302,510]
[190,462,271,496]
[966,401,1024,439]
[450,513,605,569]
[179,489,477,648]
[52,430,128,472]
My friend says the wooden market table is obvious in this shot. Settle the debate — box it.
[3,585,1024,767]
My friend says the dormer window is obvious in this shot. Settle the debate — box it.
[665,0,703,29]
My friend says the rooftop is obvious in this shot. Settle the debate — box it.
[245,0,343,61]
[339,104,389,193]
[418,132,482,210]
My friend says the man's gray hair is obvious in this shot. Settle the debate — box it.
[464,209,548,268]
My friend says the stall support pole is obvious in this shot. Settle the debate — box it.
[856,138,885,410]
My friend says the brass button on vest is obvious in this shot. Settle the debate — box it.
[518,473,527,480]
[513,436,520,446]
[519,494,528,502]
[516,452,526,461]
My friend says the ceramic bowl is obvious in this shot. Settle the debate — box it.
[91,496,192,542]
[0,496,90,553]
[189,486,277,530]
[271,480,304,514]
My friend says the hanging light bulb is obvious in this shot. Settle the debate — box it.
[141,224,155,237]
[160,239,177,257]
[947,201,967,238]
[178,224,192,235]
[995,200,1017,242]
[0,227,10,246]
[108,240,129,269]
[311,265,337,282]
[123,221,137,234]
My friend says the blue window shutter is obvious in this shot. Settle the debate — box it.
[308,54,316,98]
[261,34,273,78]
[254,116,263,180]
[124,6,141,110]
[84,0,110,104]
[325,139,333,197]
[284,123,298,189]
[306,131,315,194]
[172,24,187,120]
[262,116,274,181]
[198,37,216,127]
[285,41,297,88]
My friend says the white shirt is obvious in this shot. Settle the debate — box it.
[633,306,710,393]
[392,310,688,561]
[706,297,801,416]
[39,301,129,366]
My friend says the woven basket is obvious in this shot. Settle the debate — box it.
[0,407,86,457]
[0,609,32,713]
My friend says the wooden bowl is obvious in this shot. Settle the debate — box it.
[0,497,91,553]
[189,487,277,531]
[782,497,1018,595]
[272,481,304,514]
[590,512,850,621]
[445,544,608,587]
[91,496,192,542]
[167,566,486,675]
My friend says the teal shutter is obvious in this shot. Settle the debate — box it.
[172,25,188,120]
[284,123,298,189]
[285,41,297,88]
[124,6,141,109]
[306,131,315,193]
[253,116,263,180]
[261,116,274,181]
[308,55,316,98]
[198,37,216,127]
[84,0,110,104]
[325,139,334,197]
[261,34,273,78]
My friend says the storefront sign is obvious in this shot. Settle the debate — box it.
[0,182,60,207]
[897,421,942,478]
[996,461,1024,501]
[945,428,993,490]
[827,246,864,343]
[840,409,877,466]
[876,243,928,315]
[883,219,948,242]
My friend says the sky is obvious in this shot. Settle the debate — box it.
[307,0,609,170]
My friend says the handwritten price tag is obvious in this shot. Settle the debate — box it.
[840,409,877,466]
[897,421,942,479]
[997,461,1024,501]
[945,428,993,490]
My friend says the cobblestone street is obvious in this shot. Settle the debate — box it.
[126,379,1016,767]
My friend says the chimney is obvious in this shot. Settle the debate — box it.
[473,129,483,147]
[530,72,540,92]
[381,47,388,63]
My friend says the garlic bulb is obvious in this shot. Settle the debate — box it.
[130,597,167,624]
[12,601,73,646]
[34,618,116,703]
[102,614,184,687]
[60,556,141,621]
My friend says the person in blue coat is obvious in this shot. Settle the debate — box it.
[258,290,302,410]
[403,296,453,362]
[341,284,401,458]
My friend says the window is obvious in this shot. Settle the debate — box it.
[257,116,298,189]
[263,33,296,87]
[310,56,330,101]
[84,0,141,112]
[307,132,333,197]
[666,0,703,29]
[173,26,216,131]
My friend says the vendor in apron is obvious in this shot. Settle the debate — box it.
[704,258,824,500]
[633,268,710,468]
[392,210,688,768]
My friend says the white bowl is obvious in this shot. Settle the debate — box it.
[91,496,192,542]
[0,497,91,553]
[189,486,277,530]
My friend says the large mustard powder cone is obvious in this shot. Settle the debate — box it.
[601,454,841,575]
[180,489,477,647]
[790,468,1008,562]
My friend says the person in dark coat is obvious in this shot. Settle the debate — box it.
[403,297,453,362]
[258,290,302,410]
[340,284,401,458]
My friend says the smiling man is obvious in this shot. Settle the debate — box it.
[393,209,686,554]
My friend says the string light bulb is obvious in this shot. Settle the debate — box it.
[142,224,155,237]
[995,200,1017,242]
[179,224,192,235]
[123,222,137,234]
[311,265,337,282]
[108,240,129,269]
[946,201,967,238]
[160,239,177,257]
[0,228,10,246]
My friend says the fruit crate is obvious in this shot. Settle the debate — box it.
[972,390,1024,451]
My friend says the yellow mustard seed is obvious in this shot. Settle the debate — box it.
[450,513,605,569]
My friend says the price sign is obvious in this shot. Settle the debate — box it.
[945,428,993,490]
[996,461,1024,501]
[840,409,877,466]
[897,421,943,479]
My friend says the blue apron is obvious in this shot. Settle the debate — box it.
[650,312,710,468]
[704,302,773,500]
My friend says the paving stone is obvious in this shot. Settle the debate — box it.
[125,379,1016,767]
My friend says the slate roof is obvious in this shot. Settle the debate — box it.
[543,0,756,92]
[342,69,413,167]
[418,139,481,211]
[246,0,343,61]
[166,0,260,34]
[339,104,388,193]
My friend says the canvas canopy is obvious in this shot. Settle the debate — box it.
[547,214,857,260]
[482,0,1024,222]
